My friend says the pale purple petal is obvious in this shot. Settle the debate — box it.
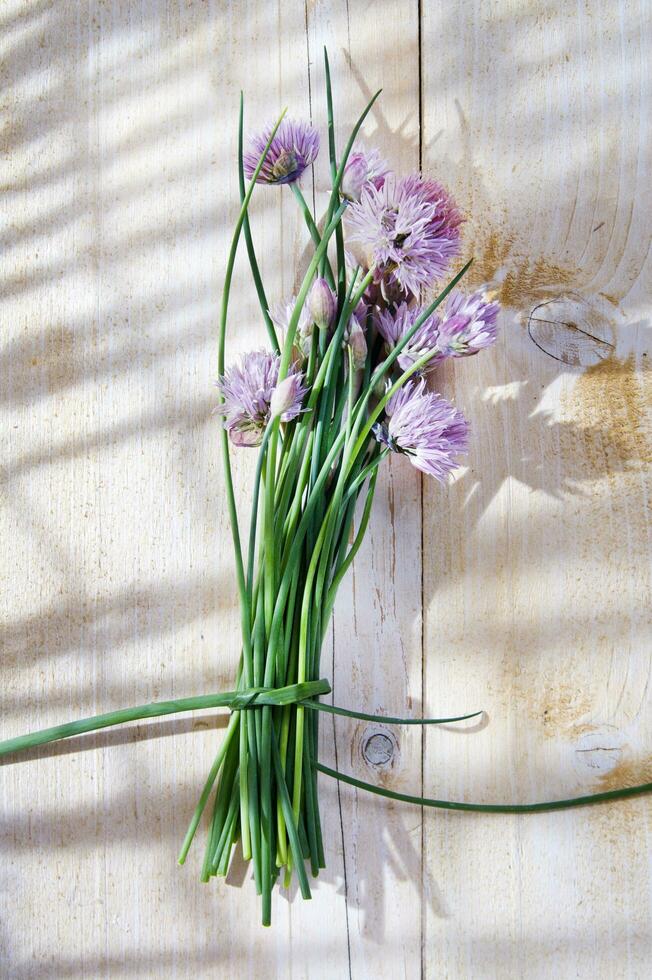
[341,147,391,201]
[269,296,313,357]
[375,302,443,373]
[437,289,500,356]
[308,277,337,330]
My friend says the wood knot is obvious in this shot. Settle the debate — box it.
[360,725,398,770]
[573,727,626,778]
[527,292,616,367]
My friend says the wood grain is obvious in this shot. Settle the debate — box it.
[0,0,650,977]
[420,2,651,978]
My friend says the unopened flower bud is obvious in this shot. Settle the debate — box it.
[308,278,336,330]
[270,374,302,420]
[346,319,367,370]
[341,154,369,202]
[372,367,391,400]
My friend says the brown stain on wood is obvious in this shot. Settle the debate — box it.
[537,685,595,737]
[566,354,652,470]
[597,755,652,793]
[583,755,652,837]
[463,228,578,309]
[7,324,78,406]
[44,325,77,395]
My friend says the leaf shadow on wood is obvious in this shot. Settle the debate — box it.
[316,36,651,942]
[2,0,651,971]
[1,574,237,711]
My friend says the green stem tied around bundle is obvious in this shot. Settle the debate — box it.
[4,692,652,818]
[0,681,331,759]
[0,684,490,761]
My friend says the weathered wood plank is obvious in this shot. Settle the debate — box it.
[2,0,651,977]
[1,0,352,975]
[303,4,424,976]
[420,2,651,977]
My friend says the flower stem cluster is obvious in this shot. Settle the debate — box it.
[204,51,499,924]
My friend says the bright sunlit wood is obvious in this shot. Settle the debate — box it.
[1,1,649,976]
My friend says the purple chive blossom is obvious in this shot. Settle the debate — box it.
[215,350,307,447]
[243,118,320,185]
[269,296,313,357]
[375,302,443,373]
[346,174,463,299]
[352,297,372,331]
[341,147,391,201]
[437,289,500,356]
[373,379,469,481]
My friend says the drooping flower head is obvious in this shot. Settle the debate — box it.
[215,350,307,447]
[373,379,468,481]
[346,174,463,299]
[437,289,500,356]
[244,118,320,185]
[341,147,391,201]
[375,302,443,373]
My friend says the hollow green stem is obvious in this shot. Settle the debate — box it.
[217,108,287,682]
[178,713,240,865]
[305,702,484,726]
[290,182,335,289]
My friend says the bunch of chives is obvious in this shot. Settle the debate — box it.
[2,49,651,929]
[190,51,480,922]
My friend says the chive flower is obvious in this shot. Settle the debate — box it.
[373,379,468,481]
[375,302,443,373]
[269,296,313,357]
[346,174,463,299]
[244,118,320,185]
[345,318,368,370]
[215,350,307,446]
[341,146,391,201]
[438,289,500,356]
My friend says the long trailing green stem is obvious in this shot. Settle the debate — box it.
[323,48,346,302]
[217,107,287,680]
[317,764,652,814]
[4,684,651,816]
[321,60,381,253]
[224,108,293,905]
[305,701,483,726]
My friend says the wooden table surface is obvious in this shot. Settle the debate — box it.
[1,1,650,977]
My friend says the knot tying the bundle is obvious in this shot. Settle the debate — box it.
[228,678,331,711]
